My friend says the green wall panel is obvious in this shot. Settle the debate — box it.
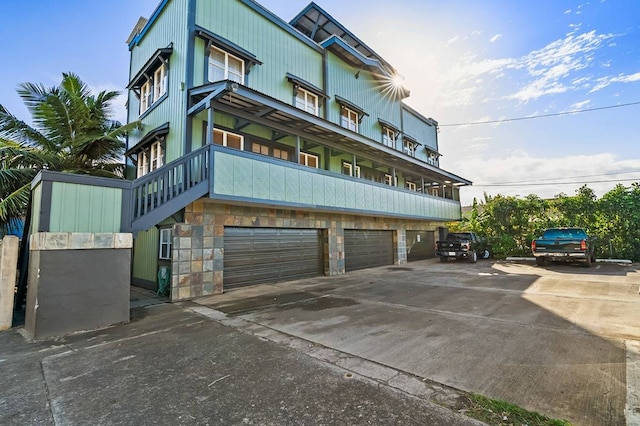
[133,227,159,283]
[48,182,122,233]
[128,0,189,163]
[195,0,323,104]
[211,150,461,220]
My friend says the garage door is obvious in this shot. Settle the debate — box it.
[224,227,323,289]
[406,231,435,261]
[344,230,394,272]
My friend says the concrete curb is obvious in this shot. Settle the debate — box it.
[506,256,632,264]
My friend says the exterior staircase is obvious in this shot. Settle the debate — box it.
[128,145,211,233]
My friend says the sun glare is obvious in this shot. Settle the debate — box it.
[376,72,408,100]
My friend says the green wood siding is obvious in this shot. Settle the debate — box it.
[127,0,189,163]
[325,52,402,144]
[402,108,438,162]
[194,0,323,103]
[48,182,122,233]
[133,227,159,284]
[211,149,461,221]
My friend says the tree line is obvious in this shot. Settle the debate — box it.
[450,184,640,261]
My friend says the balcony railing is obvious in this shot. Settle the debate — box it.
[125,144,461,232]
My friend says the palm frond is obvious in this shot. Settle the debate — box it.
[0,182,31,228]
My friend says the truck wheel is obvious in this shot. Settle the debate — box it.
[469,251,478,263]
[584,255,592,267]
[439,256,448,262]
[535,257,546,266]
[481,248,492,259]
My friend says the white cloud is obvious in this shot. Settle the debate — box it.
[446,35,460,45]
[564,9,572,14]
[568,99,591,111]
[489,34,502,43]
[589,71,640,93]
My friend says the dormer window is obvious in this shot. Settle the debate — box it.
[209,46,244,84]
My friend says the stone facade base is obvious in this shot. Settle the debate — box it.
[25,233,133,340]
[169,200,441,301]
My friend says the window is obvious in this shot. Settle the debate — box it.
[382,127,396,148]
[430,187,440,197]
[404,139,417,157]
[140,81,152,114]
[213,128,244,150]
[299,152,319,168]
[384,174,397,186]
[427,152,438,166]
[209,46,244,84]
[251,142,290,160]
[341,107,358,132]
[136,140,164,178]
[138,64,167,115]
[129,47,172,117]
[342,162,361,177]
[406,181,417,191]
[159,228,172,260]
[295,87,319,116]
[153,64,167,100]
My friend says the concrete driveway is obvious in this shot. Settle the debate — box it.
[195,259,640,426]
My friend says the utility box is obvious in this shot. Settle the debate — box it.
[25,233,132,340]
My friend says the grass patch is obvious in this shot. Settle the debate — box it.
[463,394,571,426]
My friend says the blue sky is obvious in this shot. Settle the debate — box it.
[2,0,639,204]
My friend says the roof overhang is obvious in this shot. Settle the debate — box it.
[188,81,471,186]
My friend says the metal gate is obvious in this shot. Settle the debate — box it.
[344,229,394,272]
[223,227,323,289]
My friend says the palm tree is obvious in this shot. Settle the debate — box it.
[0,72,139,230]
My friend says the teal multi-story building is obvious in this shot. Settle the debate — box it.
[124,0,471,299]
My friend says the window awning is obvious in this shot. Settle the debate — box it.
[402,134,421,146]
[286,73,328,99]
[127,46,173,90]
[335,95,368,119]
[125,122,170,157]
[378,118,400,133]
[195,26,262,68]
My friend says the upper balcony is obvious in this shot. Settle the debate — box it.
[209,144,462,221]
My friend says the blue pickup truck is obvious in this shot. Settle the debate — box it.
[531,227,596,267]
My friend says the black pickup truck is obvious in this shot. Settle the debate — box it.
[435,232,491,263]
[531,227,596,267]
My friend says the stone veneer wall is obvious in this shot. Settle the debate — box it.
[170,200,441,301]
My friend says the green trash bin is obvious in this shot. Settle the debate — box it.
[157,266,170,297]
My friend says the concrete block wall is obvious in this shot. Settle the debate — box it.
[0,236,19,330]
[25,232,133,340]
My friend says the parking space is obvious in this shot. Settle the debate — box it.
[195,259,640,426]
